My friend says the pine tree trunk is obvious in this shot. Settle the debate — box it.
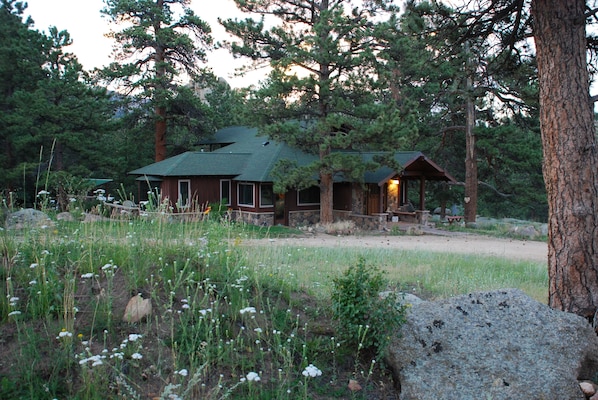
[155,105,167,162]
[320,149,334,224]
[532,0,598,317]
[464,85,477,224]
[154,0,167,162]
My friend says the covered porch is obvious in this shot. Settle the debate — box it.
[363,153,456,225]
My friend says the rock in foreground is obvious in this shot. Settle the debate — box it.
[386,289,598,400]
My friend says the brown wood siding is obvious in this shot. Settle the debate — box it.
[161,177,234,211]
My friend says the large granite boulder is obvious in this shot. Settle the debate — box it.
[5,209,54,230]
[386,289,598,400]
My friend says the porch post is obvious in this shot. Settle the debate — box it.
[419,177,425,210]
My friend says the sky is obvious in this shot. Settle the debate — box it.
[24,0,264,88]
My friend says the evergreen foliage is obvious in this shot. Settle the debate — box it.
[100,0,214,162]
[0,1,115,208]
[222,0,416,223]
[388,1,544,221]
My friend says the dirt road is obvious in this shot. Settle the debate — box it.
[244,232,547,263]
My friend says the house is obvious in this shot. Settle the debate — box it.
[129,126,456,228]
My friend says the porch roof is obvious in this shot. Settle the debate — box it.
[360,152,456,185]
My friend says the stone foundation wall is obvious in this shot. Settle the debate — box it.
[346,213,389,231]
[233,210,274,227]
[288,210,320,227]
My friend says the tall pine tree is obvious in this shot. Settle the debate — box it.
[222,0,414,224]
[101,0,213,162]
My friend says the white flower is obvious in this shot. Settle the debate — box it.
[9,297,19,303]
[302,364,322,378]
[37,190,50,196]
[128,333,142,342]
[81,273,94,279]
[176,369,188,377]
[57,330,73,339]
[239,306,256,314]
[246,371,261,382]
[29,280,37,285]
[8,311,21,317]
[102,263,117,271]
[131,352,143,360]
[30,263,38,269]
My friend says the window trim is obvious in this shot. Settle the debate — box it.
[259,183,274,208]
[177,179,191,209]
[237,182,255,207]
[297,185,320,206]
[220,179,231,206]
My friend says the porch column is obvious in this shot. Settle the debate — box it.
[419,177,425,210]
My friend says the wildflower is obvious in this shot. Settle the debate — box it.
[57,330,73,340]
[8,311,21,317]
[176,369,188,377]
[246,372,261,382]
[128,333,142,342]
[37,190,50,196]
[30,263,38,269]
[240,306,256,314]
[302,364,322,378]
[81,273,94,279]
[254,327,263,333]
[102,263,117,271]
[29,280,37,285]
[131,353,143,360]
[79,355,105,367]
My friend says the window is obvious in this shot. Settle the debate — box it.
[220,179,231,206]
[178,179,191,209]
[298,185,320,205]
[260,184,274,207]
[238,183,255,206]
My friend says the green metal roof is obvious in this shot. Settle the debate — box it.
[129,152,251,177]
[87,178,113,186]
[129,126,455,184]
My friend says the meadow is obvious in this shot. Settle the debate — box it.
[0,217,548,399]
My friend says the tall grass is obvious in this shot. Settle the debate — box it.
[239,244,548,303]
[0,218,548,399]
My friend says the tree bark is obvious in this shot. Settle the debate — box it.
[320,168,334,224]
[532,0,598,317]
[154,0,167,162]
[464,74,477,223]
[155,105,167,162]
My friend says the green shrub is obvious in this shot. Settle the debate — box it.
[331,257,406,357]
